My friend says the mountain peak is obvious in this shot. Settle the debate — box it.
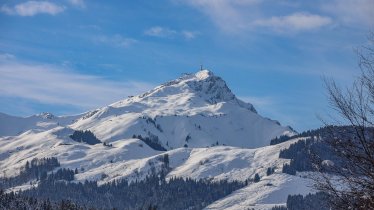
[110,69,257,115]
[37,112,55,119]
[127,69,257,113]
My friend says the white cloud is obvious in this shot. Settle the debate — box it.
[182,0,333,33]
[323,0,374,27]
[67,0,86,8]
[0,61,154,109]
[184,0,373,34]
[94,34,137,48]
[144,26,200,39]
[182,31,200,39]
[1,1,65,16]
[144,26,177,38]
[183,0,250,33]
[253,13,332,32]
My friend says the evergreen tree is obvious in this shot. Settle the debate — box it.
[254,173,260,182]
[266,167,275,176]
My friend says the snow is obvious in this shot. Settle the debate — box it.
[66,69,293,149]
[0,70,293,148]
[0,127,161,178]
[0,112,82,137]
[0,70,307,209]
[0,126,311,208]
[195,69,213,80]
[205,173,313,210]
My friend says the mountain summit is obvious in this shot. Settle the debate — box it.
[114,69,256,113]
[69,69,293,148]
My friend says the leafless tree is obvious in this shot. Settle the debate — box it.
[314,32,374,209]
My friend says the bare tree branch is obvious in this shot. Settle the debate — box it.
[315,32,374,209]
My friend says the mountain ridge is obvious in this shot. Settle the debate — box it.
[0,70,293,149]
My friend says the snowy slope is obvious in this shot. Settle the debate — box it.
[0,127,295,180]
[0,115,312,210]
[204,173,313,210]
[0,126,161,178]
[0,127,312,209]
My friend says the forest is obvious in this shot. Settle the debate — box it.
[1,156,244,210]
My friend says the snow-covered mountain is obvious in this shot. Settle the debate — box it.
[0,70,294,149]
[0,69,308,209]
[0,112,81,137]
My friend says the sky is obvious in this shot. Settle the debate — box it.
[0,0,373,132]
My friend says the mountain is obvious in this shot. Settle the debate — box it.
[0,70,294,149]
[0,112,81,137]
[0,70,307,209]
[70,70,294,149]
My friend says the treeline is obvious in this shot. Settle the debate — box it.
[143,116,163,133]
[0,158,86,209]
[70,130,101,145]
[45,168,75,182]
[22,157,60,179]
[2,155,244,210]
[270,126,337,145]
[22,171,243,210]
[133,134,167,151]
[280,137,338,175]
[0,157,60,188]
[279,126,347,175]
[270,135,293,145]
[272,192,330,210]
[0,189,90,210]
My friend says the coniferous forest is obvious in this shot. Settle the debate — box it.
[0,157,244,210]
[70,130,101,145]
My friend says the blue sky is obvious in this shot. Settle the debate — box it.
[0,0,373,132]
